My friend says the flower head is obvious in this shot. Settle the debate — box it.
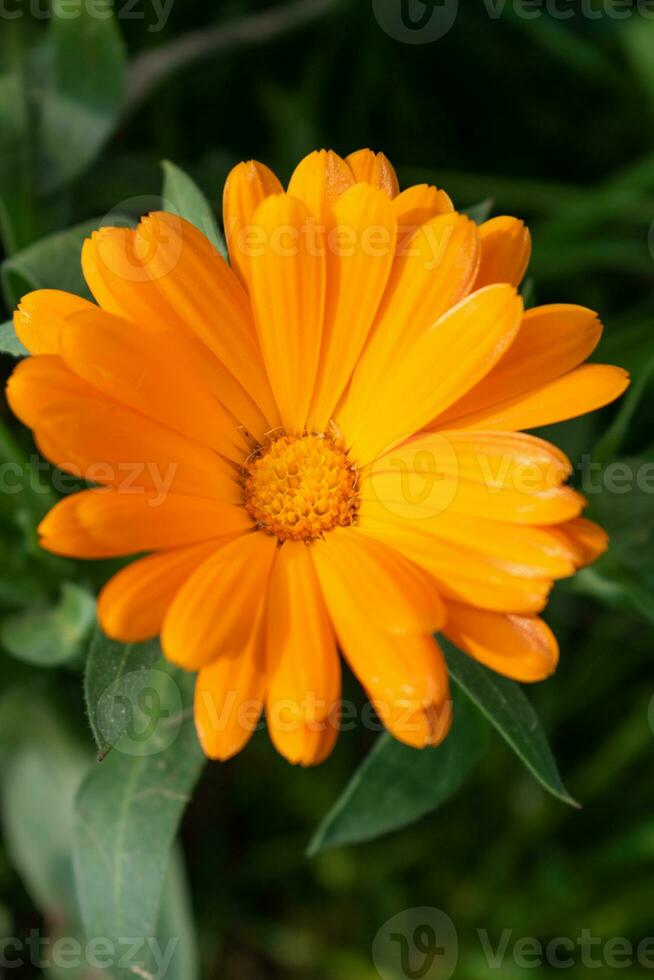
[6,148,629,764]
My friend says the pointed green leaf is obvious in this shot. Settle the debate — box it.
[308,687,486,854]
[37,0,127,194]
[463,198,494,224]
[84,627,162,759]
[0,319,28,357]
[162,159,227,256]
[1,214,132,311]
[444,641,578,807]
[1,696,90,923]
[74,665,205,979]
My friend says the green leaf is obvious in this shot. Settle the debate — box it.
[579,453,654,627]
[444,641,578,808]
[157,846,200,980]
[74,665,205,979]
[37,0,127,195]
[162,159,227,256]
[0,319,28,357]
[463,198,494,224]
[84,628,163,759]
[308,687,486,853]
[0,695,90,923]
[1,583,96,667]
[1,217,101,310]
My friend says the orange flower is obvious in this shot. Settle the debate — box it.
[6,149,629,765]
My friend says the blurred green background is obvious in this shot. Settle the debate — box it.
[2,0,654,977]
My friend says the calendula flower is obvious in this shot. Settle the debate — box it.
[7,149,628,765]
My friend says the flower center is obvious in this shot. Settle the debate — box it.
[242,433,359,542]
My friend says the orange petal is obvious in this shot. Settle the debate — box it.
[561,517,609,566]
[475,216,531,288]
[346,149,400,197]
[161,532,277,670]
[440,364,630,432]
[312,528,445,633]
[82,217,279,430]
[309,183,396,430]
[392,183,454,234]
[287,149,354,222]
[265,541,340,765]
[38,490,251,558]
[443,601,559,682]
[223,159,283,287]
[338,212,481,445]
[436,303,604,427]
[312,534,451,748]
[14,290,95,355]
[360,506,579,580]
[6,356,240,502]
[357,523,552,615]
[361,430,583,526]
[195,611,266,761]
[247,193,326,432]
[59,308,249,462]
[343,284,523,466]
[98,539,234,642]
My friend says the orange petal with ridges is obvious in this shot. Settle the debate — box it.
[7,356,240,502]
[309,183,396,430]
[346,148,400,197]
[98,539,235,642]
[82,217,279,430]
[475,216,531,288]
[59,308,249,462]
[343,284,523,466]
[38,490,251,558]
[265,542,341,765]
[266,541,339,722]
[313,535,450,748]
[393,184,454,234]
[312,527,445,633]
[361,431,582,526]
[357,523,552,614]
[248,193,326,433]
[195,611,266,761]
[440,364,630,432]
[561,517,609,566]
[287,149,354,222]
[436,303,604,427]
[339,212,481,443]
[162,532,277,670]
[14,290,95,355]
[223,159,283,287]
[443,602,559,682]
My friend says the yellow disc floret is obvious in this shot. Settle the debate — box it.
[243,433,359,542]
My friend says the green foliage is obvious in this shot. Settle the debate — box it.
[0,319,28,357]
[84,629,163,759]
[444,643,578,808]
[162,159,227,256]
[308,687,487,853]
[74,665,204,979]
[1,583,96,667]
